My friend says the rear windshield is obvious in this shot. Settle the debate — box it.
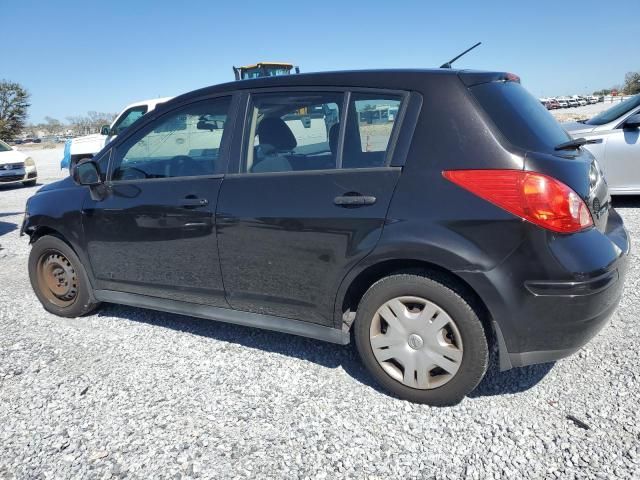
[470,81,570,152]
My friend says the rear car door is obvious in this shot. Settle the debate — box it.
[216,89,417,326]
[82,94,239,306]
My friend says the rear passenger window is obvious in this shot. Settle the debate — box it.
[244,93,342,173]
[342,94,402,169]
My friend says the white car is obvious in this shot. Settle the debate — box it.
[0,139,37,187]
[556,99,568,108]
[563,94,640,194]
[61,97,172,170]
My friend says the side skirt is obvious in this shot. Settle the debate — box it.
[94,290,350,345]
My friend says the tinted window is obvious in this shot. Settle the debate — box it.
[471,81,570,152]
[111,97,231,181]
[585,94,640,126]
[0,139,11,152]
[244,92,342,173]
[112,106,148,135]
[342,94,402,168]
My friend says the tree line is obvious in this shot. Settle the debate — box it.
[0,80,116,140]
[27,112,118,137]
[593,72,640,97]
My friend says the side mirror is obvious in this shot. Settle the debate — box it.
[624,113,640,129]
[100,124,111,136]
[72,160,102,186]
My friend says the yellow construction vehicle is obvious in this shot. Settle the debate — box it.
[233,62,300,81]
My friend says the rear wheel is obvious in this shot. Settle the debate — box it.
[28,235,100,317]
[354,274,488,405]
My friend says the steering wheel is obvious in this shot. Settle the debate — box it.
[118,166,149,180]
[169,155,208,177]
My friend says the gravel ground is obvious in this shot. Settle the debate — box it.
[1,148,639,479]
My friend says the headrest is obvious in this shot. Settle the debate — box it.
[257,117,297,151]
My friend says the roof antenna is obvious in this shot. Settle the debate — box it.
[440,42,482,69]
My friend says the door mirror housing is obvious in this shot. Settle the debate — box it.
[100,124,111,136]
[624,113,640,129]
[72,160,102,186]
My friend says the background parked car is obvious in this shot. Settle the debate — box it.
[564,94,640,194]
[0,138,38,187]
[547,99,560,109]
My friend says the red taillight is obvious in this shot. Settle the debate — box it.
[442,169,593,234]
[504,72,521,83]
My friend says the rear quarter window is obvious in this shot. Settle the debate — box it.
[470,81,570,152]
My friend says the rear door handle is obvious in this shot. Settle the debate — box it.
[333,194,377,207]
[180,198,209,208]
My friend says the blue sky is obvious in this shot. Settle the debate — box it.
[5,0,636,123]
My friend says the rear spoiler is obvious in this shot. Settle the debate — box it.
[458,71,520,87]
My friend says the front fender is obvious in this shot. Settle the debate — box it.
[24,185,94,282]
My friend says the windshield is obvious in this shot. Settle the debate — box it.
[112,106,148,135]
[585,94,640,125]
[471,81,570,152]
[0,139,11,152]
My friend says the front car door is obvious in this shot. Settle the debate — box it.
[216,89,418,326]
[82,94,238,306]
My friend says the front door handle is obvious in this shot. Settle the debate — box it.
[180,198,209,208]
[334,194,377,207]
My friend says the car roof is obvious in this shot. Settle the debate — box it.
[166,68,509,107]
[122,96,173,110]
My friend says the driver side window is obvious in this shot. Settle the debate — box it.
[111,97,232,181]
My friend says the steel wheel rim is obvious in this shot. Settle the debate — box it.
[36,250,78,307]
[369,296,464,390]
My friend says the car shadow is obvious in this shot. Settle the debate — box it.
[0,220,17,237]
[97,303,552,400]
[0,182,42,192]
[469,358,554,398]
[0,211,24,218]
[612,195,640,208]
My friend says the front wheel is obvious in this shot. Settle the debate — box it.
[354,274,489,406]
[22,179,37,187]
[28,235,100,317]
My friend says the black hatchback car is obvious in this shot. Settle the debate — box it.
[23,70,628,405]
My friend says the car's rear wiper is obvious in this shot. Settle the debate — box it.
[555,137,602,151]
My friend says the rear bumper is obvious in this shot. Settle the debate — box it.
[458,208,629,370]
[505,278,624,368]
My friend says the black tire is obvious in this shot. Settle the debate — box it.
[354,273,489,406]
[22,179,37,187]
[28,235,100,317]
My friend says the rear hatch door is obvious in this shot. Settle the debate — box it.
[466,77,610,233]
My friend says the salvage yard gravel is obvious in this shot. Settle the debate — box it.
[1,149,639,479]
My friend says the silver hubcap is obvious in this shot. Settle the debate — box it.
[369,296,464,389]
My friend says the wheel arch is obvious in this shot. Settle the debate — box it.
[27,223,97,288]
[336,258,498,362]
[29,225,66,244]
